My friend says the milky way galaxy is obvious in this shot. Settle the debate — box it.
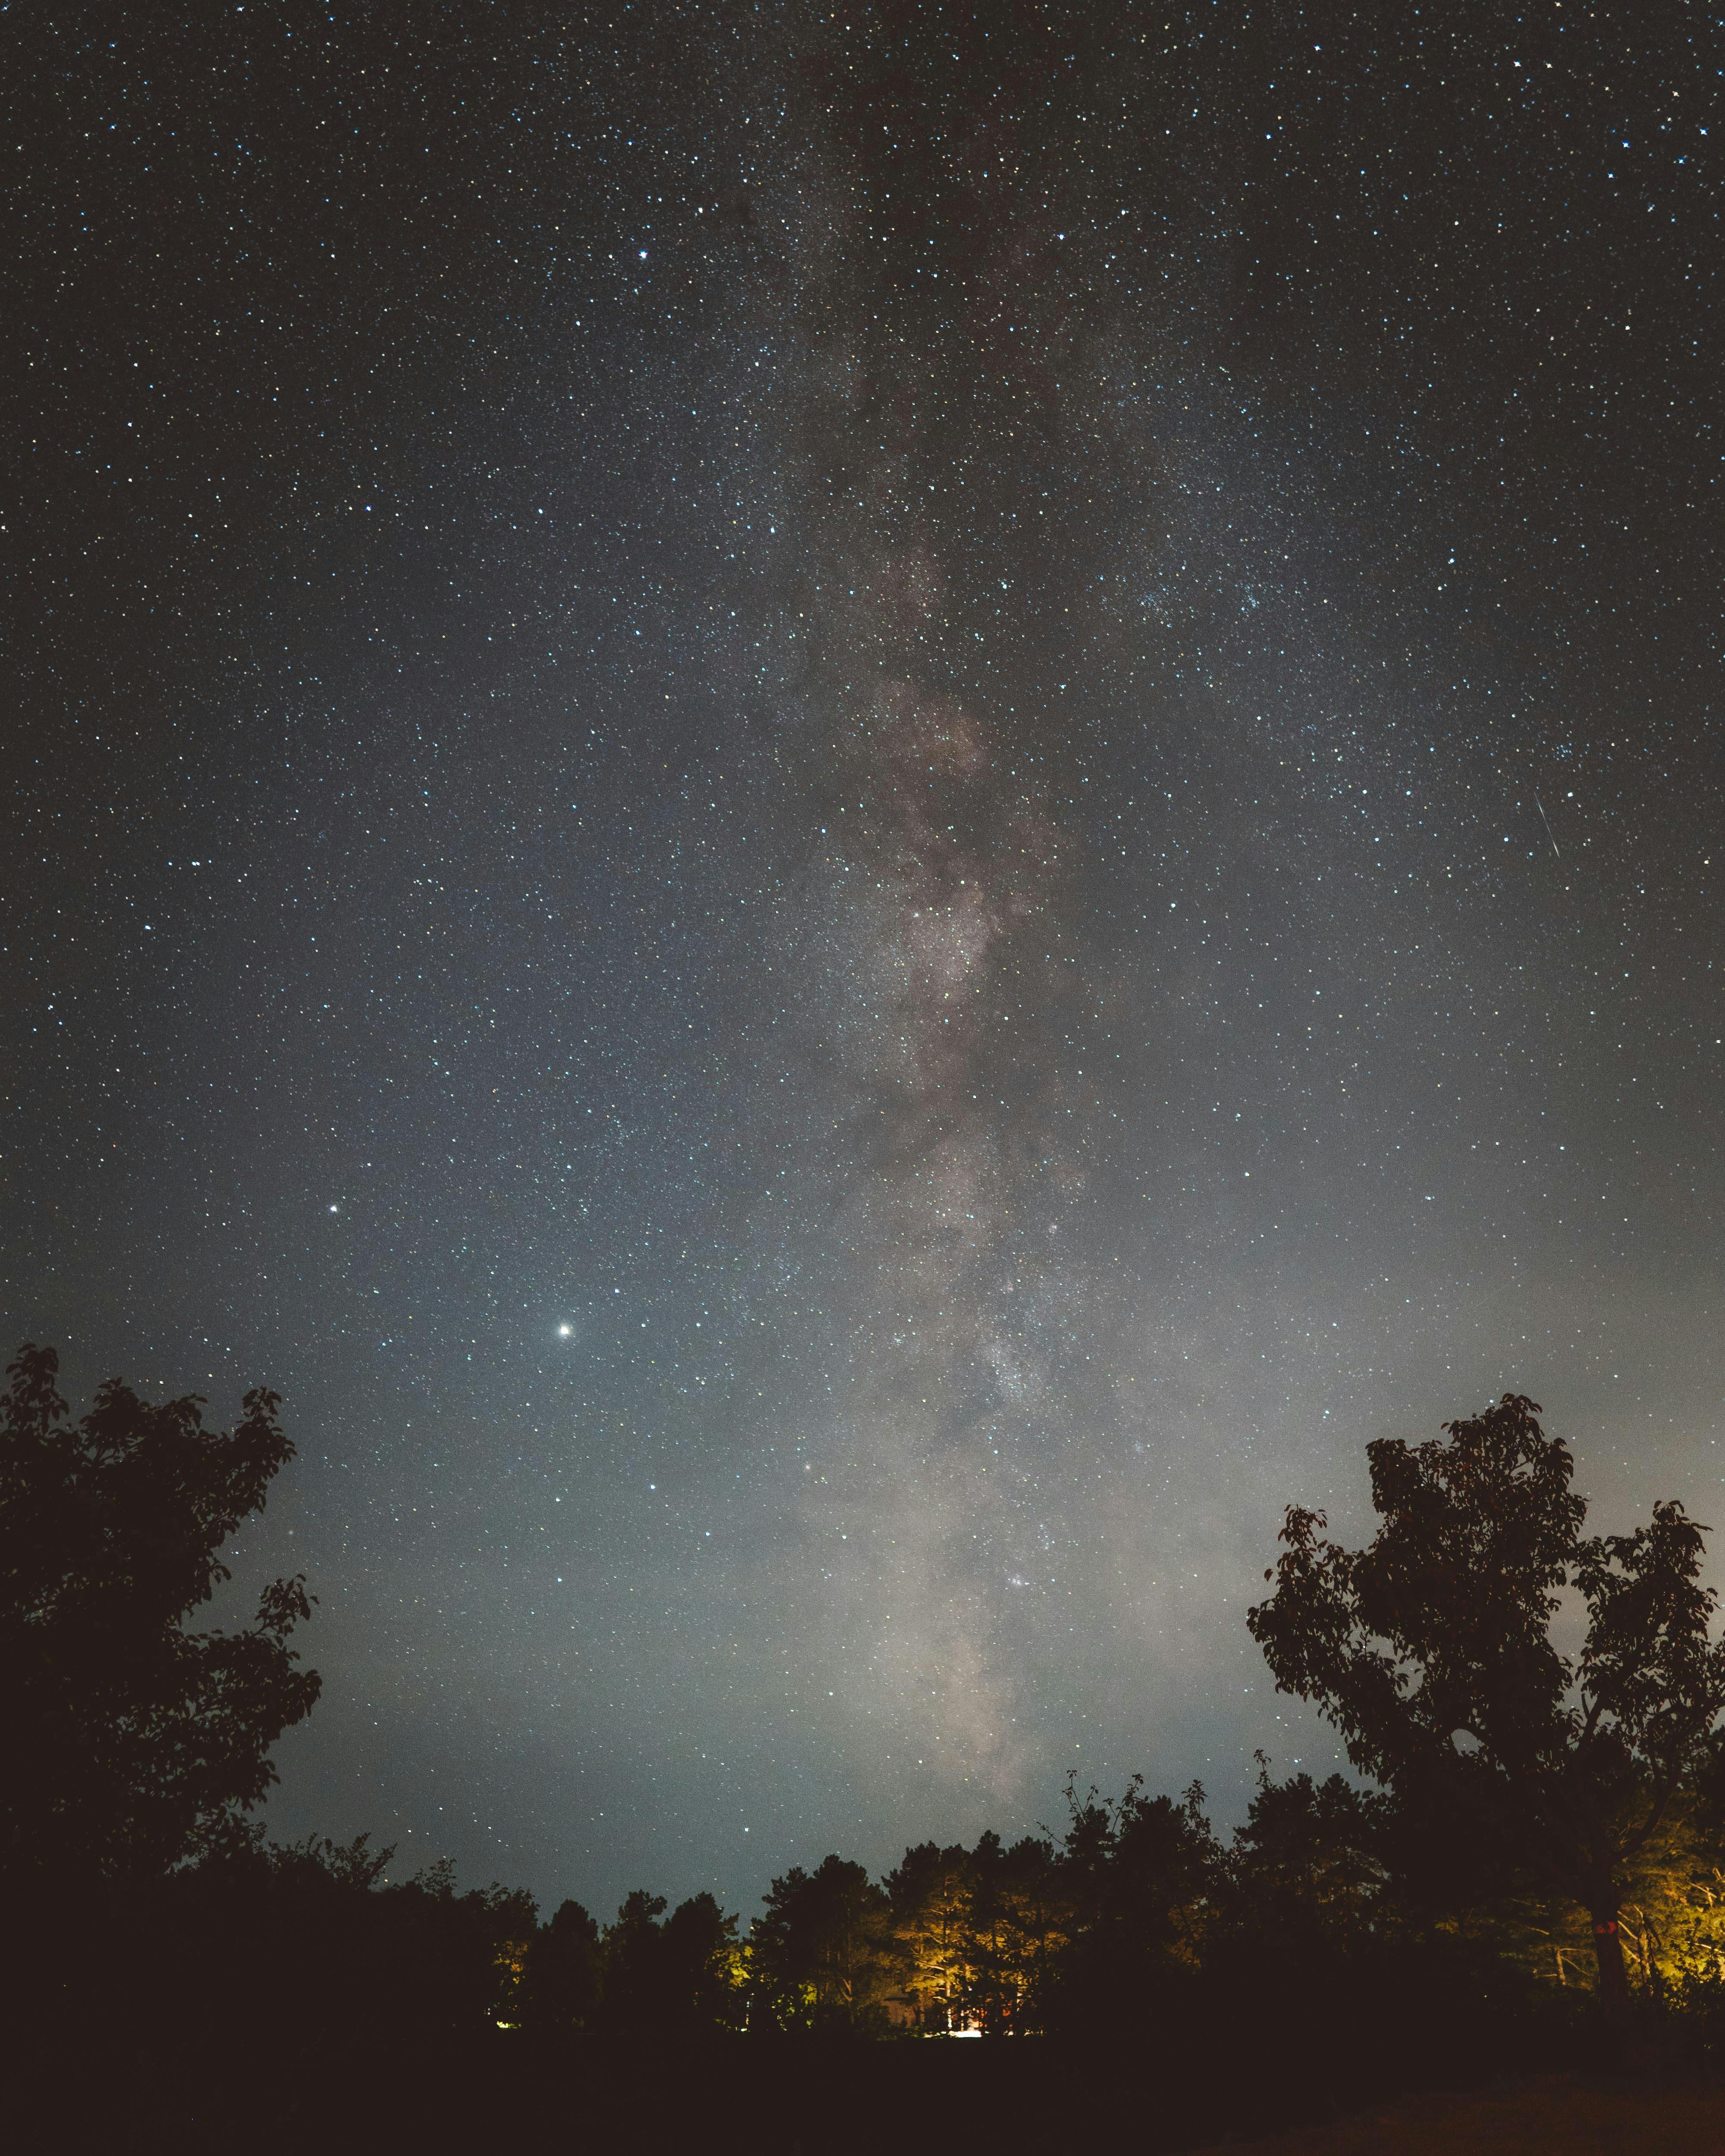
[8,4,1722,1918]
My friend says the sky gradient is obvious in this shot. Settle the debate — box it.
[7,1,1722,1919]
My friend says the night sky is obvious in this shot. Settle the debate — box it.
[7,3,1721,1919]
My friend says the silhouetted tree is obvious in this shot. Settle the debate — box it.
[1231,1757,1391,1932]
[960,1830,1063,2034]
[1038,1775,1223,2037]
[1064,1772,1220,1961]
[885,1841,973,2028]
[522,1897,603,2035]
[380,1854,539,2031]
[602,1888,671,2029]
[750,1854,894,2032]
[593,1887,744,2036]
[660,1891,746,2032]
[1249,1392,1725,2024]
[0,1342,319,1883]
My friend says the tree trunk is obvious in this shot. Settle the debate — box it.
[1589,1909,1633,2027]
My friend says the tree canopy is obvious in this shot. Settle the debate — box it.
[0,1341,320,1882]
[751,1853,895,2032]
[1248,1391,1725,2018]
[23,1336,1725,2119]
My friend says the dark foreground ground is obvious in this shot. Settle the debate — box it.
[17,2036,1725,2156]
[1184,2072,1725,2154]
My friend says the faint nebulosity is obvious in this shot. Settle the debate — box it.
[6,4,1720,1914]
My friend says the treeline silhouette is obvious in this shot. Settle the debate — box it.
[17,1755,1660,2153]
[10,1344,1725,2153]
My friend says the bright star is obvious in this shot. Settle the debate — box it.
[558,1323,572,1337]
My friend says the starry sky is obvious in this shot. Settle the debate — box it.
[7,2,1722,1918]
